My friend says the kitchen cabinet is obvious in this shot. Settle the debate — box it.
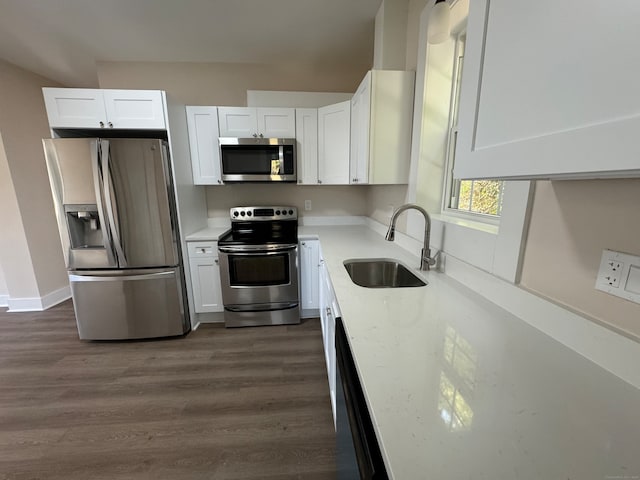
[187,241,223,313]
[350,70,415,184]
[185,106,223,185]
[319,249,339,425]
[217,107,296,138]
[317,100,351,185]
[295,108,319,185]
[299,239,320,316]
[42,88,166,130]
[455,0,640,180]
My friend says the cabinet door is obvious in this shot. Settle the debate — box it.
[299,240,320,314]
[257,108,296,137]
[295,108,319,185]
[102,90,166,129]
[188,254,224,313]
[42,88,107,129]
[186,106,223,185]
[218,107,257,137]
[368,70,414,184]
[350,72,371,184]
[455,0,640,180]
[319,257,337,425]
[318,101,351,185]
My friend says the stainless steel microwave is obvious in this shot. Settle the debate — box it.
[219,137,296,182]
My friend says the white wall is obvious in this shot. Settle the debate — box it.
[0,59,69,310]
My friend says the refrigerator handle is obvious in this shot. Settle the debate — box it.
[91,140,117,266]
[100,140,128,267]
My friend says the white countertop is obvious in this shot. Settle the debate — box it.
[188,223,640,479]
[299,225,640,480]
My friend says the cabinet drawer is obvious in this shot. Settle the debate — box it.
[188,242,217,258]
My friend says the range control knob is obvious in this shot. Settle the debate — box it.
[233,211,239,217]
[275,210,281,215]
[240,211,246,217]
[288,209,294,215]
[247,211,252,216]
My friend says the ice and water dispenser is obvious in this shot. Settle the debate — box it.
[65,205,102,249]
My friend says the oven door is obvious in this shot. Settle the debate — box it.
[218,244,299,306]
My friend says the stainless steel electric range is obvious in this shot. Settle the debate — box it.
[217,206,300,328]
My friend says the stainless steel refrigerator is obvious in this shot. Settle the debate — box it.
[43,138,189,340]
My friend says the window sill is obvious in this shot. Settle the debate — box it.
[430,212,499,236]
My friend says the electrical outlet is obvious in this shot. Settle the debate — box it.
[304,200,312,211]
[595,249,640,305]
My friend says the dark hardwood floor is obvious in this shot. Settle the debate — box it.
[0,301,336,480]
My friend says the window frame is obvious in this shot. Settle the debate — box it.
[441,31,503,225]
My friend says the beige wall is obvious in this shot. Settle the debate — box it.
[206,184,367,219]
[520,180,640,339]
[97,61,367,106]
[0,60,67,300]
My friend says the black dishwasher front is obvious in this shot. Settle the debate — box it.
[335,318,388,480]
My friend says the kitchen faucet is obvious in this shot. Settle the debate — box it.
[385,204,436,271]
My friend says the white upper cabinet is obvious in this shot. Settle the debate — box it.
[318,100,351,185]
[217,107,295,138]
[186,106,223,185]
[295,108,319,185]
[43,88,166,130]
[455,0,640,180]
[349,70,415,185]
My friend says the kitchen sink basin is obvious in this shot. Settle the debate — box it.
[343,258,427,288]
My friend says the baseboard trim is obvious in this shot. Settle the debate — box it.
[7,285,71,312]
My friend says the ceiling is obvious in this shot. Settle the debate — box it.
[0,0,382,87]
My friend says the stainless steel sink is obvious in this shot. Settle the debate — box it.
[343,258,427,288]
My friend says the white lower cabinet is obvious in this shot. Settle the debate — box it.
[187,241,223,313]
[299,239,320,317]
[319,250,339,426]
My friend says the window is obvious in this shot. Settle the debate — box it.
[443,34,504,219]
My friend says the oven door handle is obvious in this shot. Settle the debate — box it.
[218,244,298,254]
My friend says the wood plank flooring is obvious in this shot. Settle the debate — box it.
[0,301,336,479]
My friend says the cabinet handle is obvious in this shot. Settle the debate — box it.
[99,121,104,128]
[108,122,113,128]
[326,307,332,317]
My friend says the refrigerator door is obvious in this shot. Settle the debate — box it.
[43,138,117,269]
[69,268,188,340]
[101,138,179,269]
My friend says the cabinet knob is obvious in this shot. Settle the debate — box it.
[301,242,306,246]
[99,121,104,128]
[200,248,206,253]
[108,122,113,128]
[214,259,219,265]
[217,179,222,184]
[252,133,258,138]
[259,133,264,138]
[318,180,322,184]
[326,307,332,317]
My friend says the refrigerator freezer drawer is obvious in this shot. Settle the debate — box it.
[69,268,188,340]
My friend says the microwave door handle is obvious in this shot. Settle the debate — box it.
[101,140,128,267]
[278,146,284,175]
[92,140,117,266]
